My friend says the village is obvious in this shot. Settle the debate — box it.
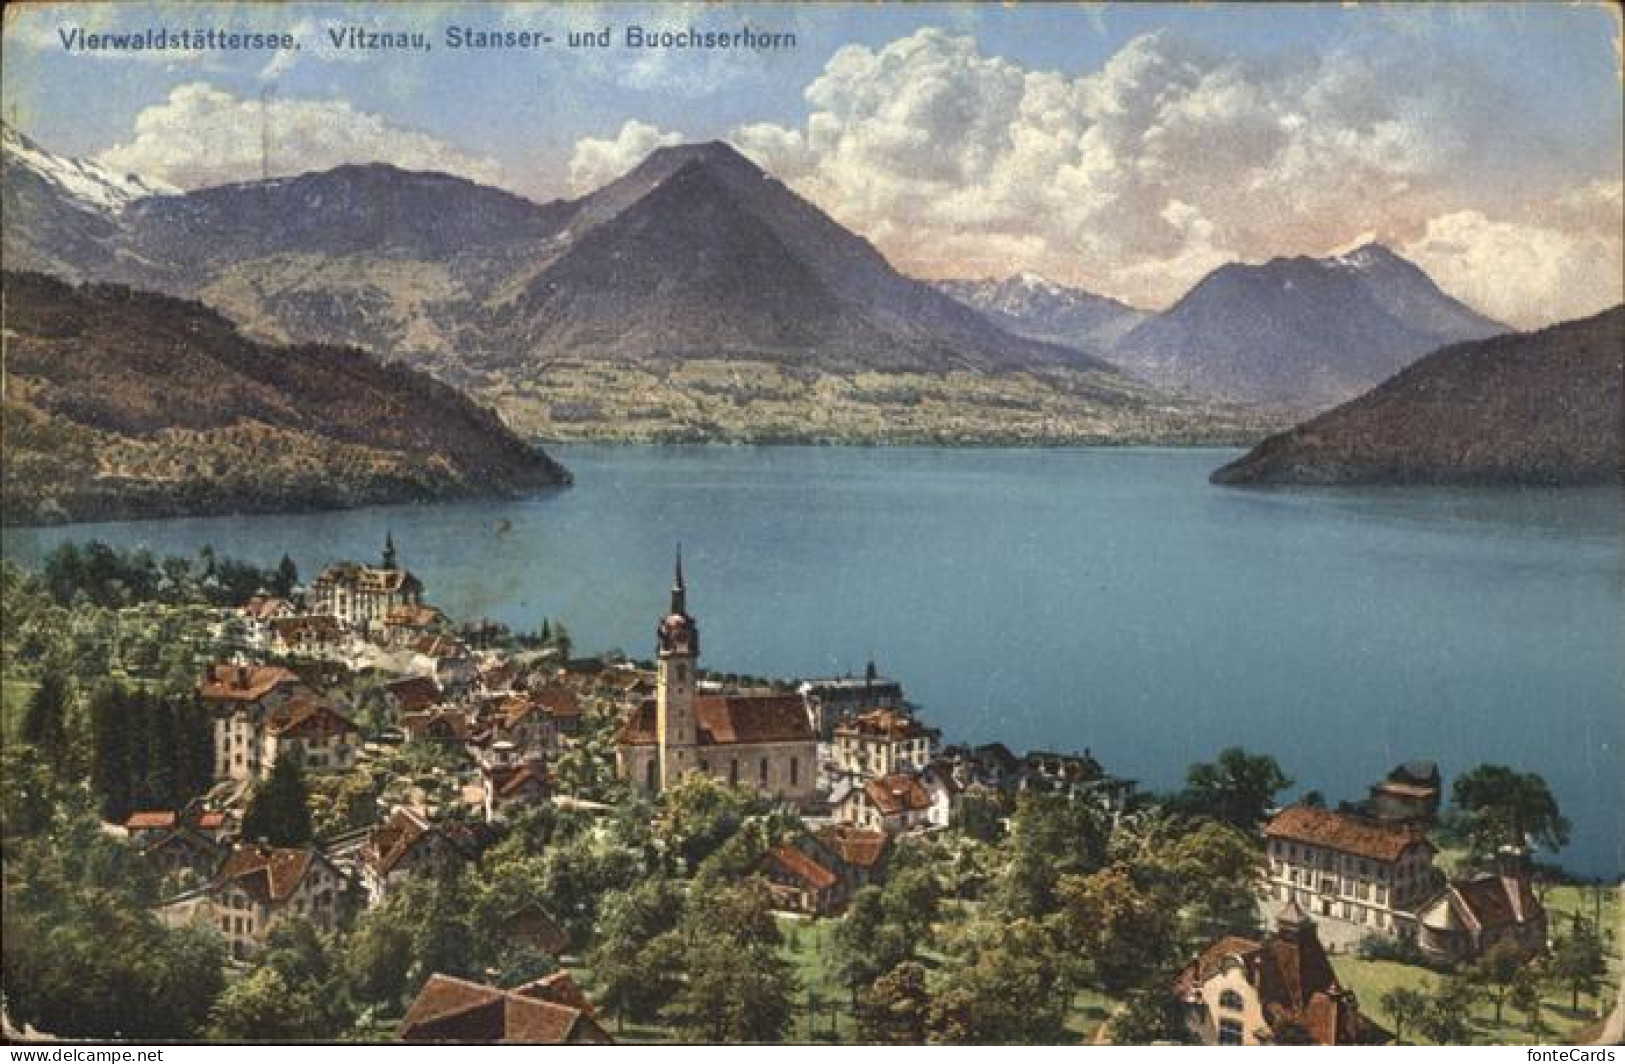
[0,537,1617,1045]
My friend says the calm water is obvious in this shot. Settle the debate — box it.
[5,446,1622,876]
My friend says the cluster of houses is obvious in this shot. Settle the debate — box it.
[114,538,1556,1045]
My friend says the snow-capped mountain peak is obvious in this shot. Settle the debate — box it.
[2,124,176,212]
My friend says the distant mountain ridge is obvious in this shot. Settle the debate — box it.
[1111,244,1506,407]
[1,272,570,526]
[935,273,1151,356]
[1211,306,1624,486]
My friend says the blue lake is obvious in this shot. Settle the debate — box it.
[5,446,1622,877]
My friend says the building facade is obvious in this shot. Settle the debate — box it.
[615,555,818,806]
[1263,805,1440,948]
[832,708,939,780]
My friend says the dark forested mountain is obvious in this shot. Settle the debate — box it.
[935,273,1151,356]
[1211,306,1624,486]
[1,272,569,525]
[1112,244,1505,407]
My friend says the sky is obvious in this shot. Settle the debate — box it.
[2,1,1621,326]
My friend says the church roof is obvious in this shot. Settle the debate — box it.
[617,694,813,747]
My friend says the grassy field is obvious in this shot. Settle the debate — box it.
[1338,884,1622,1045]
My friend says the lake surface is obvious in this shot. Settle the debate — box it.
[5,446,1622,877]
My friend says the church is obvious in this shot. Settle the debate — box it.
[614,554,818,807]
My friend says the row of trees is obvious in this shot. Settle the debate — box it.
[38,540,298,609]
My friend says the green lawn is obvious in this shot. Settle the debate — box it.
[1337,884,1622,1045]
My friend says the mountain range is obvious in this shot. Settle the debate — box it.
[1211,306,1624,486]
[1107,244,1506,407]
[934,273,1151,357]
[1,272,570,526]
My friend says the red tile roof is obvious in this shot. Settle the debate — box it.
[386,676,443,712]
[534,685,582,719]
[1175,914,1386,1045]
[617,694,813,746]
[198,664,302,703]
[270,615,343,643]
[1265,806,1430,863]
[513,972,595,1015]
[218,845,324,904]
[364,808,433,876]
[125,810,178,831]
[816,825,891,870]
[486,761,548,801]
[400,974,609,1044]
[863,773,932,817]
[265,698,359,739]
[835,708,935,741]
[768,845,839,891]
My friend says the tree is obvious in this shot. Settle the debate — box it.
[88,682,134,821]
[1548,915,1607,1014]
[881,866,941,946]
[655,773,762,871]
[209,967,327,1040]
[992,791,1109,918]
[661,881,797,1043]
[1449,764,1570,858]
[856,960,931,1044]
[927,919,1071,1044]
[1509,967,1545,1036]
[271,555,299,598]
[20,673,71,768]
[1416,978,1477,1045]
[1109,987,1190,1045]
[586,877,686,1028]
[1055,863,1180,995]
[241,754,313,846]
[832,887,911,1006]
[1172,747,1293,831]
[1465,939,1527,1024]
[1379,986,1428,1044]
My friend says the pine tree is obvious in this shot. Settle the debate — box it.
[272,555,299,598]
[20,673,71,768]
[89,682,134,821]
[242,754,313,846]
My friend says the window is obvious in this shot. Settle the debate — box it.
[760,758,770,784]
[730,759,739,785]
[645,758,658,792]
[1219,990,1244,1012]
[1218,1019,1244,1045]
[790,757,799,786]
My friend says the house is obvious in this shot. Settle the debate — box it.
[533,684,584,736]
[123,809,179,843]
[1020,748,1137,809]
[833,772,934,834]
[197,663,308,781]
[831,708,939,780]
[1416,847,1547,963]
[268,615,346,659]
[1364,761,1443,826]
[382,603,448,646]
[1263,806,1440,949]
[359,807,472,906]
[141,826,224,883]
[159,844,348,959]
[814,824,892,891]
[308,537,424,634]
[399,974,611,1044]
[1175,901,1390,1045]
[798,661,905,738]
[261,698,361,774]
[384,675,443,716]
[410,634,478,691]
[495,694,557,756]
[481,753,550,822]
[239,596,295,648]
[614,556,817,806]
[500,904,571,958]
[401,707,471,745]
[762,844,843,915]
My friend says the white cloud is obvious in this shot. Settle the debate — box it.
[718,26,1617,321]
[568,119,683,193]
[95,83,512,191]
[1402,210,1624,330]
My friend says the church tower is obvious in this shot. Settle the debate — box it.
[655,547,699,790]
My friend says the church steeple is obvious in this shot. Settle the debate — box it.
[382,531,398,570]
[671,544,687,616]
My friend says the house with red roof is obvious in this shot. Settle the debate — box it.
[398,973,610,1044]
[158,843,348,959]
[1174,901,1390,1045]
[833,772,934,835]
[1416,847,1547,963]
